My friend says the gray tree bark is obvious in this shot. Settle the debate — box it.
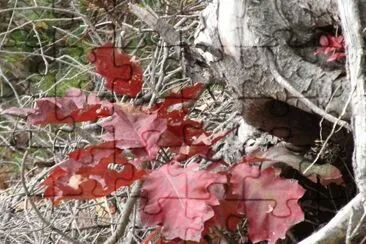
[130,1,366,243]
[192,0,354,147]
[191,0,366,243]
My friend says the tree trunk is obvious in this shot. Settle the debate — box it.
[192,0,355,146]
[190,0,366,243]
[130,1,366,242]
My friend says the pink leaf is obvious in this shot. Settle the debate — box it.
[139,162,227,242]
[319,35,329,47]
[102,106,167,158]
[328,35,344,49]
[314,35,345,62]
[230,164,305,244]
[3,88,113,125]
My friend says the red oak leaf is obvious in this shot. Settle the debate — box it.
[230,163,305,244]
[158,119,203,148]
[210,200,244,232]
[139,162,227,242]
[158,120,229,160]
[100,102,222,167]
[102,106,167,159]
[158,119,210,160]
[173,131,232,161]
[152,83,204,122]
[3,88,113,125]
[314,35,345,62]
[42,142,145,205]
[88,43,143,96]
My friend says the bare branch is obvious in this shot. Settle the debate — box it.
[20,151,79,244]
[338,0,366,196]
[104,180,143,244]
[299,1,366,243]
[299,194,364,244]
[128,3,180,46]
[265,48,352,131]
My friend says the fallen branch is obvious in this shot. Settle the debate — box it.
[338,0,366,197]
[104,180,143,244]
[265,48,351,131]
[299,194,364,243]
[20,151,79,244]
[128,3,180,46]
[300,0,366,243]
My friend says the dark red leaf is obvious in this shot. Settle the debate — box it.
[158,120,230,160]
[158,119,204,148]
[88,43,143,96]
[152,84,204,122]
[42,142,145,205]
[209,191,245,232]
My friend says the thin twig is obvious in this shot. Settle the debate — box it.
[350,210,366,238]
[128,3,180,46]
[339,0,366,196]
[303,85,355,174]
[104,180,143,244]
[20,150,79,243]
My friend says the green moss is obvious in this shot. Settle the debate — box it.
[36,68,90,96]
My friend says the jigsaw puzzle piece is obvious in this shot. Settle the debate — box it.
[88,43,143,97]
[139,162,226,242]
[44,140,145,204]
